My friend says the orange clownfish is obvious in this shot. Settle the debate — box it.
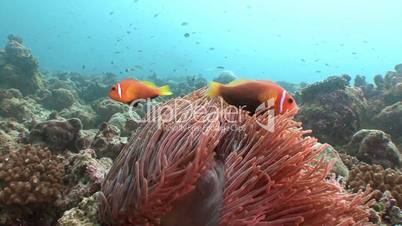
[207,80,298,115]
[109,79,172,104]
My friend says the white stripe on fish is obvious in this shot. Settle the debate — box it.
[117,83,122,98]
[279,90,287,114]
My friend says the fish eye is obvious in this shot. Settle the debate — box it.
[111,86,116,91]
[287,98,293,104]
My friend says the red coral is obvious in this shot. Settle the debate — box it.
[99,90,373,226]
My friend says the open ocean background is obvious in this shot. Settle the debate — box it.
[1,0,402,83]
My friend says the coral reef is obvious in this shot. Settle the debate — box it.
[212,71,237,84]
[57,192,101,226]
[297,75,367,146]
[371,190,402,225]
[0,88,49,122]
[373,102,402,138]
[347,163,402,207]
[317,143,349,177]
[93,98,126,124]
[0,35,45,95]
[146,73,208,97]
[0,145,65,205]
[59,104,97,129]
[343,129,401,169]
[29,118,83,152]
[99,90,373,226]
[59,149,112,210]
[299,75,350,101]
[42,88,76,111]
[90,123,126,160]
[0,145,65,226]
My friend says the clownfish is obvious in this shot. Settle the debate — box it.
[207,80,298,115]
[109,79,172,104]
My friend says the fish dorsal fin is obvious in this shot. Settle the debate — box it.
[141,80,157,88]
[259,89,278,102]
[227,79,248,86]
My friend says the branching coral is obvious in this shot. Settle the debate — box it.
[347,163,402,208]
[99,89,373,226]
[0,145,65,205]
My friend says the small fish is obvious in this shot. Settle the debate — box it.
[195,41,200,45]
[109,79,172,104]
[82,65,86,70]
[184,33,190,38]
[109,11,114,15]
[315,70,321,73]
[181,22,188,26]
[209,47,215,51]
[207,80,297,115]
[153,13,159,18]
[301,58,306,63]
[110,61,114,65]
[216,66,225,69]
[352,52,357,55]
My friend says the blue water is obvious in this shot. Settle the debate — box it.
[1,0,402,83]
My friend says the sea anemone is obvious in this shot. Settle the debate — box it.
[99,89,373,226]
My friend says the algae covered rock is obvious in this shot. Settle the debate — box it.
[93,98,126,124]
[0,35,45,95]
[42,88,76,111]
[59,104,97,129]
[57,192,101,226]
[58,149,112,210]
[300,75,350,102]
[344,129,401,169]
[374,102,402,139]
[91,123,126,160]
[29,118,83,152]
[0,94,48,121]
[297,78,367,146]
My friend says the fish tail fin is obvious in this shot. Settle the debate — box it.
[159,85,173,96]
[207,81,222,97]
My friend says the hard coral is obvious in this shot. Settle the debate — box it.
[91,123,126,160]
[0,35,45,95]
[297,84,367,146]
[29,118,83,152]
[374,101,402,138]
[58,149,112,210]
[100,89,373,226]
[347,163,402,208]
[57,192,101,226]
[344,129,401,169]
[300,75,350,102]
[42,88,76,111]
[0,145,65,205]
[93,98,126,124]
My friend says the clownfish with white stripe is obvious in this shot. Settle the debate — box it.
[207,80,298,115]
[109,79,172,104]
